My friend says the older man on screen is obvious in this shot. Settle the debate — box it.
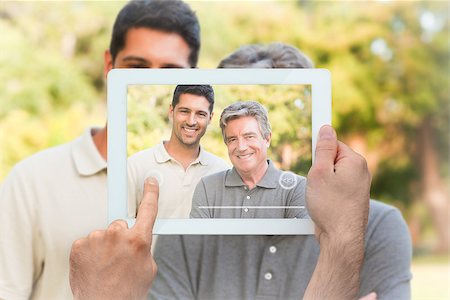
[190,100,307,219]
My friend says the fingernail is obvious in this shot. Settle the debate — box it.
[145,177,158,185]
[319,125,334,139]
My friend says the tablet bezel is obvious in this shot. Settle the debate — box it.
[107,69,331,235]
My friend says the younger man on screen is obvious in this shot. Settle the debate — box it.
[127,85,228,219]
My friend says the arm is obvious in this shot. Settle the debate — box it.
[0,168,43,300]
[304,125,371,300]
[69,178,159,300]
[359,202,412,299]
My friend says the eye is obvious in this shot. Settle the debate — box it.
[227,137,236,144]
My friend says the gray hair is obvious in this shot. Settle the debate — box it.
[220,101,271,143]
[218,42,314,69]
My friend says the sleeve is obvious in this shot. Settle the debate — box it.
[286,176,308,219]
[359,205,412,299]
[0,168,44,300]
[148,235,198,300]
[189,179,212,218]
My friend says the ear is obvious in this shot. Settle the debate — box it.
[168,104,174,121]
[208,111,214,124]
[265,132,272,147]
[103,50,113,79]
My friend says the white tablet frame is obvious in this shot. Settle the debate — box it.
[107,69,331,235]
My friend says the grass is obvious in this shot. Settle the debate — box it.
[411,255,450,300]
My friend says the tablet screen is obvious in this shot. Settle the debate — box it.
[108,69,331,234]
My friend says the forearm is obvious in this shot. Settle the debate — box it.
[304,234,365,300]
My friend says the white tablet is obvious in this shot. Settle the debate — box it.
[107,69,331,235]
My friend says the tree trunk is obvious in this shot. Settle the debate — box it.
[419,117,450,253]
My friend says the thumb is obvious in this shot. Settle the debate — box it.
[312,125,338,173]
[359,292,377,300]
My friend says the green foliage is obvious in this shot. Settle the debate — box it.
[127,84,311,174]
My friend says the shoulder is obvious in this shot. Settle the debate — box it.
[201,150,230,170]
[365,199,412,263]
[199,169,230,186]
[8,141,74,179]
[276,166,307,191]
[128,146,158,163]
[366,199,411,247]
[0,139,77,201]
[201,169,229,181]
[367,200,409,236]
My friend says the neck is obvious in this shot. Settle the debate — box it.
[238,160,269,190]
[92,126,107,160]
[164,135,200,170]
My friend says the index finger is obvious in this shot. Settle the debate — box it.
[133,177,159,242]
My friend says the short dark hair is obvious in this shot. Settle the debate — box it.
[218,42,314,69]
[172,85,215,113]
[110,0,200,67]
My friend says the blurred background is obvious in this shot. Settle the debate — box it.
[0,1,448,299]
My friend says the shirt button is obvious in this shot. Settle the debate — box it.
[244,207,249,212]
[244,186,248,190]
[246,195,250,200]
[264,272,273,280]
[269,246,277,254]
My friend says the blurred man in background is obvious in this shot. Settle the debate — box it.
[0,1,201,299]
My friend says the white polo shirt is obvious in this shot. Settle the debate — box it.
[0,128,107,300]
[127,142,229,219]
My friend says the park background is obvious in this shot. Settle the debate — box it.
[0,1,448,299]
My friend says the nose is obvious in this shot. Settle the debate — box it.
[186,113,197,126]
[237,137,248,151]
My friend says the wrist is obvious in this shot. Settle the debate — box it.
[319,231,366,271]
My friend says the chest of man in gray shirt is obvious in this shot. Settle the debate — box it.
[190,161,308,219]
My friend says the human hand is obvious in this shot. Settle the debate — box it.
[306,125,371,244]
[360,292,377,300]
[69,178,159,300]
[304,125,371,299]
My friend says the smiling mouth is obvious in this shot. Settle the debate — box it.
[182,127,198,134]
[237,153,254,159]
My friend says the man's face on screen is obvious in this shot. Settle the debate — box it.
[170,93,212,147]
[224,116,270,175]
[106,27,191,71]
